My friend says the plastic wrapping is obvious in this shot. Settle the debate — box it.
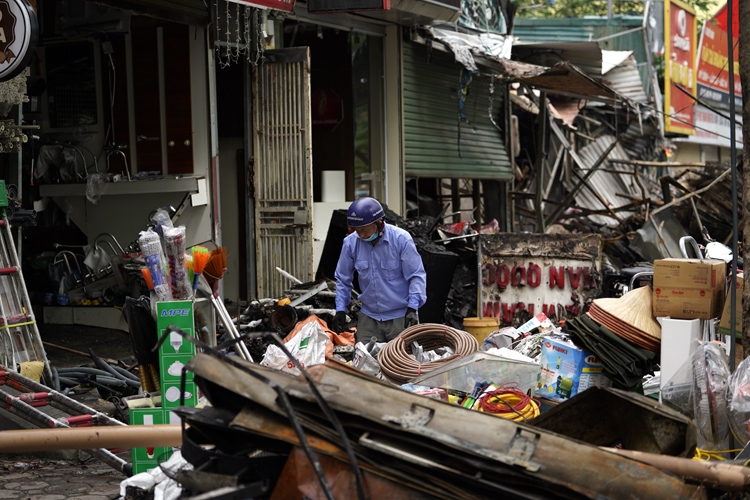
[151,208,174,238]
[727,356,750,444]
[411,351,539,395]
[123,295,159,365]
[85,172,107,204]
[661,342,731,450]
[138,229,172,302]
[163,226,192,300]
[353,337,388,376]
[261,319,328,375]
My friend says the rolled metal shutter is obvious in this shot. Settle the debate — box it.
[403,41,512,180]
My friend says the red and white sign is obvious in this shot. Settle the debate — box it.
[227,0,295,13]
[664,0,697,135]
[696,9,742,110]
[479,234,602,327]
[693,104,743,147]
[0,0,37,82]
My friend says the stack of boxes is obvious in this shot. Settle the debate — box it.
[131,300,198,474]
[652,258,726,320]
[652,258,731,397]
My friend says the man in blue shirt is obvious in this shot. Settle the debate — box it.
[331,197,427,343]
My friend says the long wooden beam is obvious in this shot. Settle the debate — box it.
[0,424,182,452]
[609,159,708,167]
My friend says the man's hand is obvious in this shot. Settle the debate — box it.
[404,308,419,329]
[331,311,347,333]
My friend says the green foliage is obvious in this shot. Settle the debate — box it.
[514,0,716,20]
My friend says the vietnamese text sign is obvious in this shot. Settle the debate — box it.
[694,104,743,147]
[664,0,697,135]
[696,19,741,110]
[480,233,602,325]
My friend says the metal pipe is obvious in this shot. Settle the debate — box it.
[0,386,131,475]
[0,424,182,453]
[94,233,125,255]
[1,366,125,427]
[211,295,253,362]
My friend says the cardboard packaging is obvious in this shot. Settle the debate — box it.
[652,258,726,320]
[535,336,610,403]
[718,273,743,339]
[133,300,199,473]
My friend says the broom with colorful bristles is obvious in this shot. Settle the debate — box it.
[191,246,211,299]
[199,246,253,361]
[203,246,227,295]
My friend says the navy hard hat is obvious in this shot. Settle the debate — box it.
[347,197,384,227]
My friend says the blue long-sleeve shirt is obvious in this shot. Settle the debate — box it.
[335,223,427,321]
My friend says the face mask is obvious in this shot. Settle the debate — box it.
[361,231,378,242]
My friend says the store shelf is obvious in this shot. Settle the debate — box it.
[39,176,202,198]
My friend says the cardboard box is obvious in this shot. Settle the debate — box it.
[718,273,743,338]
[130,408,174,475]
[652,259,726,320]
[652,286,724,320]
[653,258,725,289]
[535,336,610,403]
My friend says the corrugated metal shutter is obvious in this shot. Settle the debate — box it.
[403,42,512,180]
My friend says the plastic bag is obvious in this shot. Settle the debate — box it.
[727,356,750,444]
[163,226,192,300]
[661,342,731,450]
[138,229,172,302]
[86,172,108,204]
[261,319,328,375]
[411,341,454,363]
[353,338,387,376]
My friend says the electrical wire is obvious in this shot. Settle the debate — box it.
[377,323,479,384]
[477,384,540,422]
[693,448,742,461]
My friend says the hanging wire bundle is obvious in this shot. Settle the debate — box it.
[477,383,540,422]
[378,324,478,384]
[215,0,263,68]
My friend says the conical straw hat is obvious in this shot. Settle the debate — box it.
[590,286,661,340]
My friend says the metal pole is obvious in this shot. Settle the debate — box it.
[0,387,130,475]
[727,0,738,372]
[477,236,483,320]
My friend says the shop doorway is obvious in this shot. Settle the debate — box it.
[283,22,384,203]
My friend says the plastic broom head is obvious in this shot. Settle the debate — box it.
[192,246,211,276]
[141,268,154,291]
[590,286,661,340]
[204,247,227,286]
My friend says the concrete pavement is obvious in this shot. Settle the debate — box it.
[0,454,125,500]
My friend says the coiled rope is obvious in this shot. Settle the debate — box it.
[378,323,478,384]
[477,383,540,421]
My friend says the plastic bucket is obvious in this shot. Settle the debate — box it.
[462,317,500,346]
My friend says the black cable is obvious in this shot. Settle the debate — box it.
[674,84,741,126]
[268,331,367,500]
[212,327,364,500]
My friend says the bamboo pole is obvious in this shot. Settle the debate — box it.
[601,447,750,491]
[608,159,708,167]
[0,425,182,452]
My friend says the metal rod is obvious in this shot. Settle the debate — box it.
[0,425,181,452]
[0,386,130,475]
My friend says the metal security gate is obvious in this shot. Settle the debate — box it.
[252,47,314,299]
